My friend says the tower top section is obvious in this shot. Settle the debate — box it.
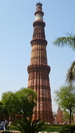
[35,3,44,21]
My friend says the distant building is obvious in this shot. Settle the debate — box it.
[56,107,64,123]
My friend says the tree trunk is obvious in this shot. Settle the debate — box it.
[69,109,72,124]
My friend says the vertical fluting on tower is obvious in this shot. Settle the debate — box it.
[27,3,53,123]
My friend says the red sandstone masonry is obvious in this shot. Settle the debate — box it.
[27,3,53,123]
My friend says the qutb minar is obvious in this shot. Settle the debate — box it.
[27,3,53,123]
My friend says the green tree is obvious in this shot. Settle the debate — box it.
[0,101,8,115]
[53,33,75,124]
[0,101,4,113]
[9,118,45,133]
[15,88,36,118]
[7,89,44,133]
[53,33,75,50]
[63,111,70,123]
[1,88,36,119]
[2,91,19,115]
[55,86,75,124]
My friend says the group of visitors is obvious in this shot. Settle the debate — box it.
[0,119,8,130]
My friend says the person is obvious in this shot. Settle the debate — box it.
[8,119,12,126]
[5,119,8,130]
[0,121,5,130]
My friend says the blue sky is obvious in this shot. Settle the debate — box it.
[0,0,75,112]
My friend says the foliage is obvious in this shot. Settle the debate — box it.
[53,33,75,50]
[66,61,75,83]
[15,88,37,118]
[53,32,75,85]
[55,86,75,124]
[0,101,8,115]
[60,124,75,133]
[42,124,62,132]
[53,32,75,123]
[9,118,45,133]
[1,88,36,118]
[0,101,4,113]
[2,91,19,115]
[63,111,70,123]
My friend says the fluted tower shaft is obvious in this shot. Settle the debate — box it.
[27,3,53,123]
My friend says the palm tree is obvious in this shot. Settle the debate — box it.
[9,118,45,133]
[66,61,75,84]
[53,33,75,50]
[53,33,75,84]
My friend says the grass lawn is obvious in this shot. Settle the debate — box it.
[42,124,63,132]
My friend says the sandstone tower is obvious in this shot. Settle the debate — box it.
[27,3,53,123]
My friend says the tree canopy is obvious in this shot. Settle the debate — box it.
[15,88,36,118]
[1,88,36,118]
[2,91,19,115]
[55,85,75,124]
